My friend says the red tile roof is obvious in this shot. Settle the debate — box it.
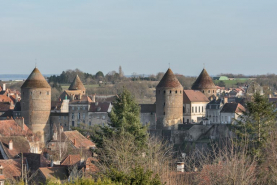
[60,154,81,166]
[21,68,51,89]
[0,159,23,180]
[0,119,32,137]
[85,157,98,174]
[88,102,110,112]
[183,90,210,103]
[39,166,68,181]
[0,136,30,159]
[157,68,183,88]
[62,130,95,149]
[68,75,85,91]
[0,102,12,112]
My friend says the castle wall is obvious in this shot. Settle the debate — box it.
[140,113,156,129]
[21,88,51,143]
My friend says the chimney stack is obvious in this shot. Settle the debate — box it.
[2,84,6,91]
[73,138,76,146]
[224,96,228,104]
[177,162,184,172]
[9,140,13,150]
[92,94,96,103]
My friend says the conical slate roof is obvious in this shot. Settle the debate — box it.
[68,75,85,91]
[157,68,182,88]
[21,68,51,89]
[191,68,216,90]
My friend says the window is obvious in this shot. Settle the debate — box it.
[163,102,165,106]
[83,113,85,119]
[64,116,66,120]
[192,107,194,113]
[202,106,204,112]
[89,121,91,126]
[40,92,41,95]
[59,116,61,120]
[164,91,166,94]
[199,106,200,113]
[203,90,204,93]
[78,107,80,110]
[213,90,215,93]
[47,91,49,95]
[180,90,182,93]
[71,113,74,119]
[83,106,86,110]
[72,107,74,110]
[170,90,171,94]
[78,113,81,120]
[175,90,177,93]
[72,121,75,127]
[102,116,106,120]
[208,90,210,93]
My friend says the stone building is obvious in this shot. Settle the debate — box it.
[156,68,183,129]
[21,67,51,143]
[191,68,217,98]
[183,90,209,124]
[220,103,245,124]
[206,98,223,124]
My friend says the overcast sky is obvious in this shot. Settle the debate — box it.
[1,1,277,76]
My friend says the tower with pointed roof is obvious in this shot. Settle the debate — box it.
[156,68,183,129]
[21,67,51,143]
[68,75,86,94]
[191,68,217,98]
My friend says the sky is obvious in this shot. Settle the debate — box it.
[1,0,277,76]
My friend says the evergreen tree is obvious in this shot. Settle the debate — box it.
[93,88,148,148]
[233,93,277,158]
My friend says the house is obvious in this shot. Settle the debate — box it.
[60,154,82,166]
[62,130,95,150]
[0,136,30,159]
[0,159,26,182]
[220,103,245,124]
[206,98,223,124]
[183,90,210,124]
[34,166,68,184]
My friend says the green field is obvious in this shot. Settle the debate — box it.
[213,79,248,86]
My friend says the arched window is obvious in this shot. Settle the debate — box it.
[175,90,177,94]
[170,90,171,94]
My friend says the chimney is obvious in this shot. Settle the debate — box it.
[177,162,184,172]
[9,140,13,150]
[269,94,272,98]
[60,126,64,133]
[15,94,19,103]
[2,84,6,91]
[73,138,76,146]
[0,165,3,175]
[92,94,96,103]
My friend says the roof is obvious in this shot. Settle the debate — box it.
[68,75,85,91]
[21,68,51,89]
[0,136,30,159]
[220,103,245,113]
[39,166,68,181]
[0,119,32,137]
[0,95,12,103]
[85,157,98,175]
[156,68,183,88]
[140,104,156,113]
[51,101,62,111]
[23,153,48,172]
[0,159,23,179]
[183,90,210,103]
[70,95,92,104]
[191,68,216,90]
[88,102,111,112]
[0,102,11,112]
[60,154,81,166]
[62,130,95,149]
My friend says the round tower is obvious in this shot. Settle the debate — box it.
[156,68,183,129]
[68,75,86,94]
[191,68,217,98]
[21,67,51,143]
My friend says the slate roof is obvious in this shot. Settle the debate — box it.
[183,90,210,103]
[220,103,245,113]
[62,130,95,149]
[21,68,51,89]
[68,75,85,91]
[207,98,222,109]
[191,68,216,90]
[88,102,111,112]
[157,68,183,88]
[0,136,30,159]
[23,153,48,173]
[140,104,156,113]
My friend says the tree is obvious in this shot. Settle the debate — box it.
[218,81,226,87]
[233,93,277,158]
[96,71,104,79]
[92,88,148,149]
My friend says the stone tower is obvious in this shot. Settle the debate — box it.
[156,68,183,129]
[21,67,51,143]
[68,75,86,95]
[192,68,217,98]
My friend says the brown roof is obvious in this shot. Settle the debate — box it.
[220,103,245,113]
[62,130,95,149]
[0,119,32,137]
[68,75,85,91]
[39,166,68,181]
[85,157,98,174]
[0,95,12,103]
[183,90,210,103]
[157,68,183,88]
[0,159,23,179]
[60,154,81,166]
[88,102,111,112]
[21,68,51,89]
[23,153,48,173]
[70,95,92,104]
[0,136,30,159]
[0,102,12,112]
[192,68,216,90]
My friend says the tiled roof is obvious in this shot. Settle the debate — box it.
[51,101,62,111]
[0,102,11,112]
[88,102,110,112]
[220,103,245,113]
[157,68,183,88]
[68,75,85,91]
[62,130,95,149]
[183,90,210,103]
[21,68,51,89]
[0,159,23,179]
[192,68,216,90]
[60,154,81,166]
[140,104,156,113]
[70,95,92,104]
[39,166,68,181]
[85,157,98,174]
[0,136,30,159]
[0,119,32,137]
[0,95,12,103]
